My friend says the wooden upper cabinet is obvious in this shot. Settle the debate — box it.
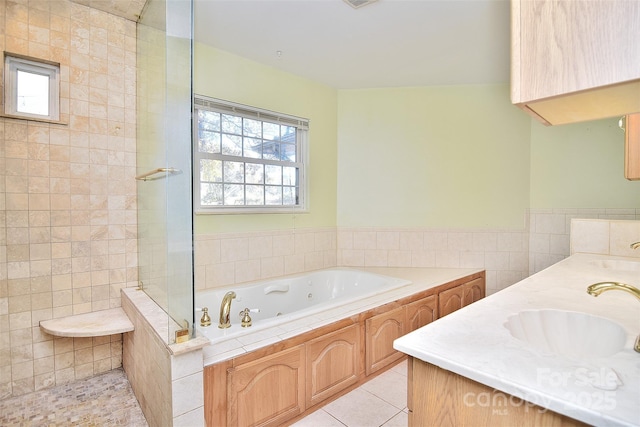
[511,0,640,125]
[625,113,640,181]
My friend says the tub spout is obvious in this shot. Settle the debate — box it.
[631,241,640,250]
[219,291,236,329]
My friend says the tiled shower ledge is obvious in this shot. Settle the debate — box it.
[39,307,134,337]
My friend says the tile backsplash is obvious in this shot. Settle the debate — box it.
[194,209,640,297]
[571,218,640,257]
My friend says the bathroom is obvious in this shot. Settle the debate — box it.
[0,0,639,426]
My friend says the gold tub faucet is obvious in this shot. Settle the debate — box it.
[631,241,640,250]
[219,291,236,329]
[586,282,640,353]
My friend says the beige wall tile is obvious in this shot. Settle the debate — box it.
[0,0,137,398]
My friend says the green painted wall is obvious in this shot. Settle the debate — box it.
[336,84,532,229]
[530,118,640,208]
[194,44,638,235]
[193,44,338,233]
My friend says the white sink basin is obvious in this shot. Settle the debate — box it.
[505,309,627,359]
[589,259,640,272]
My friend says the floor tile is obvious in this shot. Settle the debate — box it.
[323,388,400,427]
[381,409,408,427]
[0,368,147,427]
[290,409,345,427]
[361,368,408,410]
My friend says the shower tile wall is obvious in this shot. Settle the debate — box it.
[0,0,138,399]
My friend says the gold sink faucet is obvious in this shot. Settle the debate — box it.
[587,282,640,353]
[219,291,236,329]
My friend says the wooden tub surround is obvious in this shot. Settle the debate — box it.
[203,271,485,427]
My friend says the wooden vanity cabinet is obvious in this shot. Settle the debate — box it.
[365,306,405,375]
[227,345,305,427]
[408,358,589,427]
[625,113,640,181]
[511,0,640,125]
[306,324,361,408]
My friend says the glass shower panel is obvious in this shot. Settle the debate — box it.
[137,0,194,342]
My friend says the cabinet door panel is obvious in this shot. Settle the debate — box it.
[625,113,640,181]
[406,295,437,333]
[228,345,305,427]
[463,278,485,307]
[306,324,360,407]
[518,0,640,101]
[366,306,404,375]
[438,287,464,318]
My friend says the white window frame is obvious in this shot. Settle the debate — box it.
[193,95,309,214]
[3,53,60,122]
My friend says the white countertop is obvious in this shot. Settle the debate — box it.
[394,253,640,427]
[201,267,482,366]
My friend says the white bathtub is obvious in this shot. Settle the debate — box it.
[195,268,411,343]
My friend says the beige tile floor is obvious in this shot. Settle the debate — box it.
[292,360,409,427]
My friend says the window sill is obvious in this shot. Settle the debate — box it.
[0,113,68,126]
[195,207,309,215]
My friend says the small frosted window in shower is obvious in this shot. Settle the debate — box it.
[4,54,60,122]
[194,95,308,213]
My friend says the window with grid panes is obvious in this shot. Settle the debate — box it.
[193,96,308,213]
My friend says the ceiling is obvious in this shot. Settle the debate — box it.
[193,0,512,89]
[73,0,512,90]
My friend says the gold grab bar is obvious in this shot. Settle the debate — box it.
[135,167,182,181]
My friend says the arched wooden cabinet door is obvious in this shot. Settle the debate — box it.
[406,295,437,333]
[365,306,405,375]
[306,324,361,408]
[227,345,305,427]
[438,286,464,318]
[463,278,485,306]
